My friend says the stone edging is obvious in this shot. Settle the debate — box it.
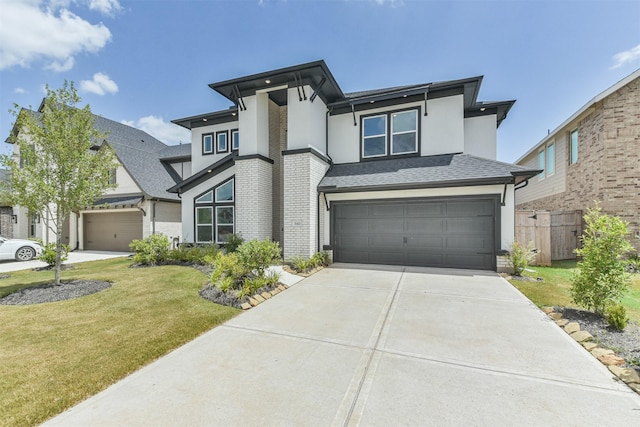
[543,307,640,395]
[239,284,289,310]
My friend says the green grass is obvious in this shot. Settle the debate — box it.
[510,260,640,323]
[0,258,239,427]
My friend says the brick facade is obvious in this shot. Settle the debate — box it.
[517,76,640,250]
[283,152,329,261]
[0,206,13,238]
[235,158,273,241]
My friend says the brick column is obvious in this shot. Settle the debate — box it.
[235,157,273,241]
[283,150,329,261]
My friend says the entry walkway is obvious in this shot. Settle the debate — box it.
[43,264,640,426]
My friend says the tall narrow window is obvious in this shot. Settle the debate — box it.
[231,130,239,151]
[362,114,387,158]
[391,110,418,155]
[216,131,228,153]
[538,149,545,180]
[107,168,117,185]
[546,143,555,175]
[193,178,234,244]
[570,129,578,164]
[202,134,213,154]
[195,207,213,243]
[216,206,234,243]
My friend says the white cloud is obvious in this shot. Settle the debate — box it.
[13,87,26,94]
[122,116,191,145]
[88,0,122,15]
[0,0,112,71]
[610,43,640,70]
[372,0,405,7]
[80,72,118,95]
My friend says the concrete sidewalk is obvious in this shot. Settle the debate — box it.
[42,264,640,426]
[0,250,130,273]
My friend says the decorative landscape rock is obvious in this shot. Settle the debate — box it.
[582,342,598,351]
[249,298,259,307]
[241,303,252,310]
[629,383,640,394]
[597,354,625,366]
[570,330,593,342]
[591,348,614,358]
[549,312,563,321]
[608,366,640,384]
[564,322,581,334]
[542,307,555,314]
[261,292,271,300]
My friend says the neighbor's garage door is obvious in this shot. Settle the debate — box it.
[333,197,497,270]
[84,212,142,251]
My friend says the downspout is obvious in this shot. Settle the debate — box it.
[152,199,157,234]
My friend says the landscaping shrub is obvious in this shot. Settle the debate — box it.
[508,241,536,276]
[169,243,219,265]
[38,243,69,266]
[605,304,629,331]
[570,206,632,315]
[224,233,244,253]
[236,239,282,276]
[290,256,314,273]
[129,234,171,266]
[210,252,249,286]
[311,251,331,267]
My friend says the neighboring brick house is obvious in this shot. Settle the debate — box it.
[5,107,191,251]
[171,60,538,271]
[515,69,640,250]
[0,169,14,238]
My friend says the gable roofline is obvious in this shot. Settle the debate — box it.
[168,152,237,194]
[208,60,345,107]
[172,108,238,130]
[515,68,640,164]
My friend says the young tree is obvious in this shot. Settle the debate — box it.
[570,205,632,315]
[0,82,117,285]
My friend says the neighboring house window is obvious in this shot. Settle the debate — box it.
[538,149,545,180]
[194,178,234,243]
[362,108,419,159]
[202,133,213,155]
[231,129,239,151]
[107,168,116,185]
[216,131,229,154]
[570,129,578,164]
[546,143,555,176]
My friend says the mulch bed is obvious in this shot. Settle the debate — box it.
[0,280,112,305]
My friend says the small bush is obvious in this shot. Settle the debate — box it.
[570,206,632,315]
[38,243,69,266]
[236,239,282,276]
[129,234,171,266]
[508,241,536,276]
[224,233,244,253]
[606,304,629,331]
[169,243,219,265]
[290,256,314,273]
[311,251,330,267]
[210,252,249,286]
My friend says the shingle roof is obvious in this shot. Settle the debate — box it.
[91,195,144,208]
[90,116,185,201]
[318,154,540,193]
[158,143,192,160]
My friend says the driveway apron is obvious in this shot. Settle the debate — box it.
[43,264,640,426]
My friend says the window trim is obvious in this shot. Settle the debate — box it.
[390,109,419,156]
[538,149,546,180]
[215,179,234,203]
[546,142,555,176]
[193,177,235,244]
[360,106,421,161]
[569,129,578,165]
[215,206,234,244]
[231,129,239,151]
[195,206,213,243]
[216,130,229,154]
[202,133,213,155]
[362,114,388,159]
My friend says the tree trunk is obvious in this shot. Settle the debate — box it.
[54,208,63,285]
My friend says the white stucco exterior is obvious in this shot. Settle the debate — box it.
[287,86,327,154]
[464,115,497,160]
[104,163,140,195]
[190,121,239,173]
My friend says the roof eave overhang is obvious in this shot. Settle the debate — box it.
[318,176,516,194]
[168,153,236,194]
[511,169,543,184]
[172,109,238,130]
[465,100,516,128]
[208,60,345,106]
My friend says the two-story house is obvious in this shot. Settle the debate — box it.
[6,107,190,251]
[171,60,539,271]
[515,69,640,251]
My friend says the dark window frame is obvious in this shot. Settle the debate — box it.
[231,129,239,151]
[360,106,421,161]
[202,133,214,155]
[216,130,229,154]
[193,176,235,244]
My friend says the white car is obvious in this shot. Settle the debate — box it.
[0,237,44,261]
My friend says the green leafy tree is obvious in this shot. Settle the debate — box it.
[0,82,117,285]
[570,205,632,315]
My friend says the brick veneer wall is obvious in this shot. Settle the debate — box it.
[283,152,329,260]
[0,207,13,238]
[517,77,640,250]
[268,102,286,246]
[235,158,273,241]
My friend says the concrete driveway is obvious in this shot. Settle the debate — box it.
[43,264,640,426]
[0,250,130,273]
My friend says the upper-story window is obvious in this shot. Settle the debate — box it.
[231,129,239,151]
[362,108,419,159]
[570,129,578,164]
[538,142,555,179]
[216,131,228,154]
[538,149,545,180]
[202,133,213,155]
[107,168,117,185]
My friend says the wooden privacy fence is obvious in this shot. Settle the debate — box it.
[515,210,582,266]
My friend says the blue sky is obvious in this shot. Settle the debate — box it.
[1,0,639,162]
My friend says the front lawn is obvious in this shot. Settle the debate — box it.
[0,258,238,427]
[510,260,640,324]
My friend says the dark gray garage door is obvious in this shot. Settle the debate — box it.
[332,197,497,270]
[84,212,142,251]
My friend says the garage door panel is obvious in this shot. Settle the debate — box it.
[84,212,142,252]
[333,197,496,270]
